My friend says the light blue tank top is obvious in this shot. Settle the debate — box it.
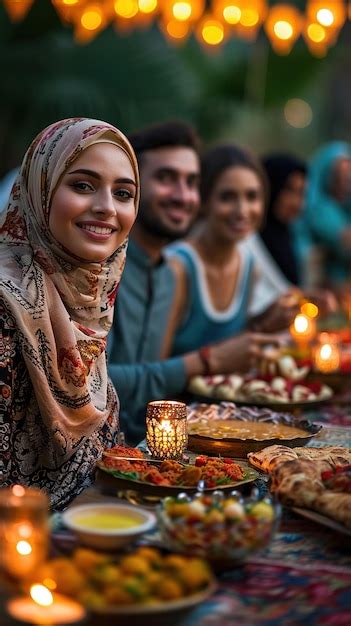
[167,242,255,356]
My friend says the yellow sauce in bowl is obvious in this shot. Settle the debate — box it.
[73,512,141,530]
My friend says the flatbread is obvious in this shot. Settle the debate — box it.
[247,444,351,473]
[270,457,351,528]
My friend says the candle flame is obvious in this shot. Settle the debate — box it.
[30,584,53,607]
[16,540,32,555]
[320,344,332,360]
[294,314,309,333]
[160,419,172,432]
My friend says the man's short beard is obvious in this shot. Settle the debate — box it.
[137,202,191,242]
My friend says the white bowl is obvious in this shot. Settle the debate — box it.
[62,503,156,550]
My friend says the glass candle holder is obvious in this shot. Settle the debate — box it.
[146,400,188,460]
[314,333,340,373]
[0,485,49,581]
[289,313,317,345]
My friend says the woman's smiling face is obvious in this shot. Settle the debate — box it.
[49,142,137,263]
[205,165,264,243]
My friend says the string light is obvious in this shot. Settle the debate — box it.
[2,0,347,54]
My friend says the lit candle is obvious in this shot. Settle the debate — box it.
[314,333,340,373]
[146,400,188,460]
[290,313,317,344]
[7,584,86,624]
[0,485,49,580]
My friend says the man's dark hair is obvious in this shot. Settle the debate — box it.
[129,120,201,161]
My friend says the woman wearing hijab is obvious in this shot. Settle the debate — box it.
[0,118,139,509]
[302,141,351,287]
[245,153,337,315]
[259,153,307,286]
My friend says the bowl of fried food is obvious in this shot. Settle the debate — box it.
[33,546,216,626]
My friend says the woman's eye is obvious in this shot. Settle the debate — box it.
[247,191,259,201]
[72,181,94,192]
[115,188,133,200]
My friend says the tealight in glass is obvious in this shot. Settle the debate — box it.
[0,485,49,580]
[146,400,188,460]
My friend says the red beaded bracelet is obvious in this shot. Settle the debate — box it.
[198,346,212,376]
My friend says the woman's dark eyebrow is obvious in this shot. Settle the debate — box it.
[67,168,136,186]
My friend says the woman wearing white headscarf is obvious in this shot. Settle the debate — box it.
[0,118,139,509]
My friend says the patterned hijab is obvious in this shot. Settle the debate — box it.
[0,118,139,462]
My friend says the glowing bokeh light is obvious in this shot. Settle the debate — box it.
[172,2,192,21]
[273,20,293,40]
[16,540,32,556]
[30,585,53,607]
[301,302,319,318]
[223,5,241,24]
[138,0,157,13]
[240,8,259,27]
[284,98,313,128]
[114,0,138,18]
[201,19,224,45]
[307,22,326,43]
[316,8,334,27]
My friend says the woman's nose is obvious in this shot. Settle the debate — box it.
[92,189,116,215]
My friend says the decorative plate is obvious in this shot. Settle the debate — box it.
[292,507,351,537]
[90,580,217,626]
[95,460,259,498]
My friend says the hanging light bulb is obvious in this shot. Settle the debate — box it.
[265,4,303,54]
[160,0,204,25]
[306,0,345,31]
[159,17,190,43]
[235,0,267,41]
[51,0,84,24]
[74,2,106,44]
[306,0,345,48]
[195,13,226,49]
[136,0,159,27]
[3,0,34,22]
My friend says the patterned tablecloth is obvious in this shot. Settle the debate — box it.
[183,400,351,626]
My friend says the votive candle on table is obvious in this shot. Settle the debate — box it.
[314,333,340,373]
[146,400,188,460]
[289,313,317,345]
[7,583,86,625]
[0,485,49,580]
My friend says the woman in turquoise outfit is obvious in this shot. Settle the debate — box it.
[300,141,351,287]
[166,144,285,362]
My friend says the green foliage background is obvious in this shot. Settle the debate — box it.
[0,0,350,176]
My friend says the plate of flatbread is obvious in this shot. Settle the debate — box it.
[247,445,351,532]
[291,507,351,536]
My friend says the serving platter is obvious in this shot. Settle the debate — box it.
[292,507,351,537]
[186,402,322,458]
[188,372,333,412]
[90,580,217,626]
[190,392,330,413]
[95,460,259,497]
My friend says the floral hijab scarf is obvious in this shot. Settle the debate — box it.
[0,118,139,463]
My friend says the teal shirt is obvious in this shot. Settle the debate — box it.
[108,239,186,444]
[167,242,255,355]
